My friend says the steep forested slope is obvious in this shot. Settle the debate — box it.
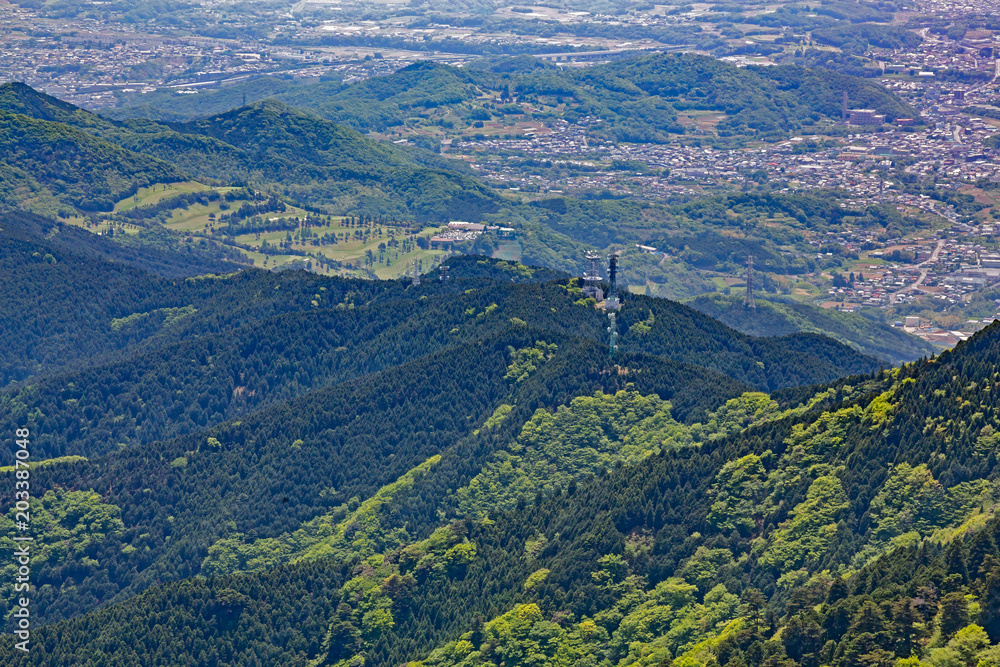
[619,294,880,391]
[0,219,888,659]
[0,211,251,385]
[170,99,500,222]
[359,323,1000,667]
[0,109,181,212]
[0,333,752,630]
[4,284,877,460]
[9,314,1000,666]
[1,213,878,461]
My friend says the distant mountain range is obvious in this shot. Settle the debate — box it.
[686,293,937,365]
[106,53,919,142]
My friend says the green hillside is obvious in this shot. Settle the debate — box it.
[1,33,997,667]
[686,293,937,366]
[0,210,248,385]
[379,322,1000,667]
[0,81,113,132]
[1,213,877,455]
[0,84,497,222]
[6,173,1000,667]
[174,99,414,171]
[170,100,500,222]
[0,109,182,212]
[0,82,935,341]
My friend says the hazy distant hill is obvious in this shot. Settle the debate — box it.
[686,293,937,365]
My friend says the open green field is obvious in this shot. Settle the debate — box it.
[105,183,452,278]
[65,217,144,237]
[790,280,822,300]
[162,197,306,234]
[113,181,211,213]
[493,242,521,262]
[238,222,451,278]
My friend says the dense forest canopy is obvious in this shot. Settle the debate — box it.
[0,212,897,664]
[5,235,1000,666]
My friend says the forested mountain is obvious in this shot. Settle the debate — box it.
[0,210,891,659]
[0,80,938,362]
[0,211,249,385]
[0,279,873,461]
[1,214,878,462]
[169,99,499,222]
[106,53,918,141]
[6,304,1000,667]
[0,83,495,220]
[0,50,982,667]
[0,109,181,212]
[0,82,111,132]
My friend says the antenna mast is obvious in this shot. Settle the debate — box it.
[607,251,619,300]
[412,259,420,286]
[744,255,756,311]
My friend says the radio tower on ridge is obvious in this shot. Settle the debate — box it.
[605,250,620,310]
[412,259,420,286]
[744,255,756,311]
[607,251,619,300]
[582,251,604,301]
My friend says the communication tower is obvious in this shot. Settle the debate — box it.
[744,255,756,311]
[605,250,621,310]
[439,265,451,282]
[412,259,421,286]
[608,251,619,299]
[582,251,604,301]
